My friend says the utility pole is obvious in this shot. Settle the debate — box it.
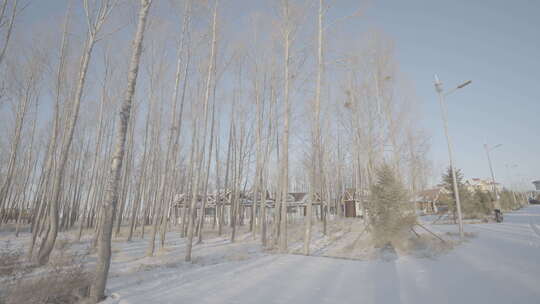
[505,163,519,206]
[484,143,502,201]
[434,75,471,240]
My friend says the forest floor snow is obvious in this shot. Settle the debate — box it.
[103,206,540,304]
[2,206,540,303]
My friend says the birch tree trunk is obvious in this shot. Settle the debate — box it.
[90,0,151,301]
[219,96,235,236]
[185,1,217,261]
[279,0,292,253]
[304,0,324,255]
[0,0,18,66]
[37,0,115,265]
[252,71,263,239]
[0,71,32,215]
[197,98,216,243]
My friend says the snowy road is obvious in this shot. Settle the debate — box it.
[107,206,540,304]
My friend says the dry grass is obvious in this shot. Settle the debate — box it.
[274,217,459,261]
[0,240,92,304]
[393,234,457,258]
[445,231,478,239]
[0,241,35,278]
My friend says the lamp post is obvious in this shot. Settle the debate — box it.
[434,75,471,239]
[505,163,520,206]
[484,143,502,201]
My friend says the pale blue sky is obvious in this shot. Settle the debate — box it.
[18,0,539,190]
[359,0,540,189]
[222,0,540,189]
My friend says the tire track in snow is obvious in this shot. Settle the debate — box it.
[450,239,540,302]
[106,207,540,304]
[528,221,540,238]
[470,224,527,237]
[394,257,451,304]
[470,224,540,246]
[496,222,538,233]
[216,255,345,304]
[110,254,282,303]
[160,254,300,303]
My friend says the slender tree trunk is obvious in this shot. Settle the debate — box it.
[253,78,263,239]
[0,0,18,66]
[37,0,114,265]
[185,128,200,262]
[304,0,324,255]
[279,1,292,253]
[197,98,216,243]
[0,80,32,216]
[186,1,217,260]
[90,1,151,301]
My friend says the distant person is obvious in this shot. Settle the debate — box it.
[493,197,503,223]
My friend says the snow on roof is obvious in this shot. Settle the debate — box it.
[414,187,447,202]
[288,192,307,202]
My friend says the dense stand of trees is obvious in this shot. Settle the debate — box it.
[440,167,526,220]
[0,0,433,301]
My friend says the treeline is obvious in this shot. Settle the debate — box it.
[0,0,431,301]
[440,167,527,219]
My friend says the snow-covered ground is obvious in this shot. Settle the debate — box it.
[101,206,540,304]
[2,206,539,303]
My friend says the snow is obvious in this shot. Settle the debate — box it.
[2,206,540,303]
[99,206,540,304]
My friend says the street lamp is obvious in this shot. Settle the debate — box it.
[484,143,502,202]
[505,163,520,206]
[434,75,471,239]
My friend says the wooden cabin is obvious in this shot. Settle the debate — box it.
[342,188,363,218]
[413,187,447,214]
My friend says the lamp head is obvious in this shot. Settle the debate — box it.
[434,74,443,93]
[457,80,472,89]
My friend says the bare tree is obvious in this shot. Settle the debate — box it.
[36,0,117,265]
[278,0,296,253]
[304,0,324,255]
[90,0,152,301]
[0,49,41,218]
[0,0,22,66]
[185,0,218,261]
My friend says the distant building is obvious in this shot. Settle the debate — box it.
[533,180,540,191]
[413,187,448,214]
[341,188,364,218]
[465,178,501,193]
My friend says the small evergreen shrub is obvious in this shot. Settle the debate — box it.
[367,164,416,248]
